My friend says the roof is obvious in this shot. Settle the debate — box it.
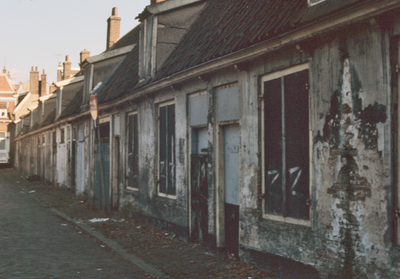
[90,25,140,104]
[0,76,15,92]
[108,24,140,52]
[58,88,83,120]
[39,109,56,128]
[156,0,369,79]
[17,94,27,105]
[97,44,139,104]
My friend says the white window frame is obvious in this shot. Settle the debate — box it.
[261,63,312,227]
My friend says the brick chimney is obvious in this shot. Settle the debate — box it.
[2,67,6,74]
[107,7,121,50]
[30,66,39,98]
[80,49,90,69]
[57,63,63,82]
[63,55,71,80]
[80,49,90,63]
[40,69,47,97]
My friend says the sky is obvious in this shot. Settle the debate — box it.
[1,0,150,85]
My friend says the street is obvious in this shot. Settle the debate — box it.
[0,167,146,279]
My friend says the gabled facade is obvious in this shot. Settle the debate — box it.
[13,0,400,277]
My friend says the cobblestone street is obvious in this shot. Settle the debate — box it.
[0,167,147,278]
[0,167,273,279]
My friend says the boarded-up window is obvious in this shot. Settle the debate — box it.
[262,67,310,221]
[159,102,176,196]
[127,112,139,190]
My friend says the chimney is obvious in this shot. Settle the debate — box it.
[107,7,121,50]
[57,63,63,82]
[80,49,90,69]
[40,69,47,97]
[2,67,6,74]
[30,66,39,98]
[63,55,71,80]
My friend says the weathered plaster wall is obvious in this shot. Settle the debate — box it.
[238,23,399,278]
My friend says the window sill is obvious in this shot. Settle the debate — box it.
[157,193,177,200]
[126,187,138,192]
[262,214,311,227]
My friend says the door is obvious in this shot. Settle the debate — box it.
[95,122,110,209]
[191,127,208,243]
[112,136,120,210]
[76,124,85,195]
[223,125,240,255]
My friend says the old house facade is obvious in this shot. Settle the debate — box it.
[0,67,15,164]
[12,0,400,277]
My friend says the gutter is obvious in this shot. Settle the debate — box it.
[14,0,400,141]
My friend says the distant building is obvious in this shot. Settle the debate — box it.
[0,67,16,164]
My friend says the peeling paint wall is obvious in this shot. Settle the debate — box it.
[236,23,399,278]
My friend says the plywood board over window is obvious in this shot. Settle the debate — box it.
[261,63,311,226]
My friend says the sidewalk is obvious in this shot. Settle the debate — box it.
[4,168,274,279]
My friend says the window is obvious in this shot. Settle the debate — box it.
[60,128,65,144]
[158,101,176,197]
[126,112,139,190]
[261,64,310,224]
[0,132,5,150]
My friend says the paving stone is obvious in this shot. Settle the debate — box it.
[0,168,147,279]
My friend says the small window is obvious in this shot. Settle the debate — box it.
[261,64,310,225]
[60,128,65,144]
[0,109,6,118]
[158,101,176,197]
[126,112,139,190]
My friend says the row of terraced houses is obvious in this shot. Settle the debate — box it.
[11,0,400,277]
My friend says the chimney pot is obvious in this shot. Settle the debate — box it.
[35,66,38,71]
[112,7,118,16]
[2,67,6,74]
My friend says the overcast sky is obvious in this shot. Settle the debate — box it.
[1,0,150,85]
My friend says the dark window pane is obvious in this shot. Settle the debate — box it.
[284,70,310,220]
[159,104,176,195]
[159,106,167,194]
[0,139,5,150]
[133,114,139,188]
[127,114,134,187]
[167,104,176,195]
[264,78,283,215]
